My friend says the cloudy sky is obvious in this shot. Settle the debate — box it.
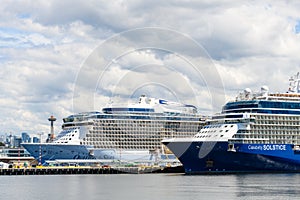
[1,0,300,137]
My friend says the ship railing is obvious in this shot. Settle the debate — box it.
[207,118,253,125]
[233,93,300,102]
[228,138,270,144]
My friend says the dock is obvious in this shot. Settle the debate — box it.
[0,165,184,175]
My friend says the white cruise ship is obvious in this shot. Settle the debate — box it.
[22,95,205,165]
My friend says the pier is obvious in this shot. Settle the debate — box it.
[0,165,183,175]
[0,167,135,175]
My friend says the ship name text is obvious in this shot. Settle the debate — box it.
[247,144,286,151]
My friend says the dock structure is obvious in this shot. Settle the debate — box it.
[0,167,133,175]
[0,165,183,175]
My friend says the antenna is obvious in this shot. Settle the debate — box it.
[287,72,300,93]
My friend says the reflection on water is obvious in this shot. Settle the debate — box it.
[1,173,300,200]
[234,174,300,199]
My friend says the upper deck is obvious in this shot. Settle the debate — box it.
[62,95,200,125]
[223,73,300,115]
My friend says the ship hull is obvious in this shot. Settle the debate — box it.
[22,143,165,164]
[163,141,300,174]
[21,144,94,163]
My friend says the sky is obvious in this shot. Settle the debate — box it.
[1,0,300,137]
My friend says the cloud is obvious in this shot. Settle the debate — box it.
[1,0,300,136]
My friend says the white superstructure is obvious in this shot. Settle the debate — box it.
[23,95,206,164]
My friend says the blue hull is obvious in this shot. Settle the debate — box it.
[22,143,165,164]
[21,144,95,163]
[163,141,300,174]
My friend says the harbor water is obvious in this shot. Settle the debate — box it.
[1,173,300,200]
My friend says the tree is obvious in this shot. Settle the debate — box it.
[0,142,5,146]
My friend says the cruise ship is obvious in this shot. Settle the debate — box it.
[163,73,300,174]
[22,95,205,165]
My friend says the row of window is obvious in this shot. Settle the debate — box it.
[80,142,160,150]
[201,129,230,134]
[93,119,201,124]
[255,115,300,120]
[89,129,196,134]
[238,131,300,135]
[195,134,224,138]
[258,124,300,128]
[234,134,298,139]
[93,123,200,128]
[90,129,198,133]
[92,126,198,130]
[255,121,300,125]
[232,140,296,144]
[84,137,167,142]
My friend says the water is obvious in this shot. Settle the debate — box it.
[1,173,300,200]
